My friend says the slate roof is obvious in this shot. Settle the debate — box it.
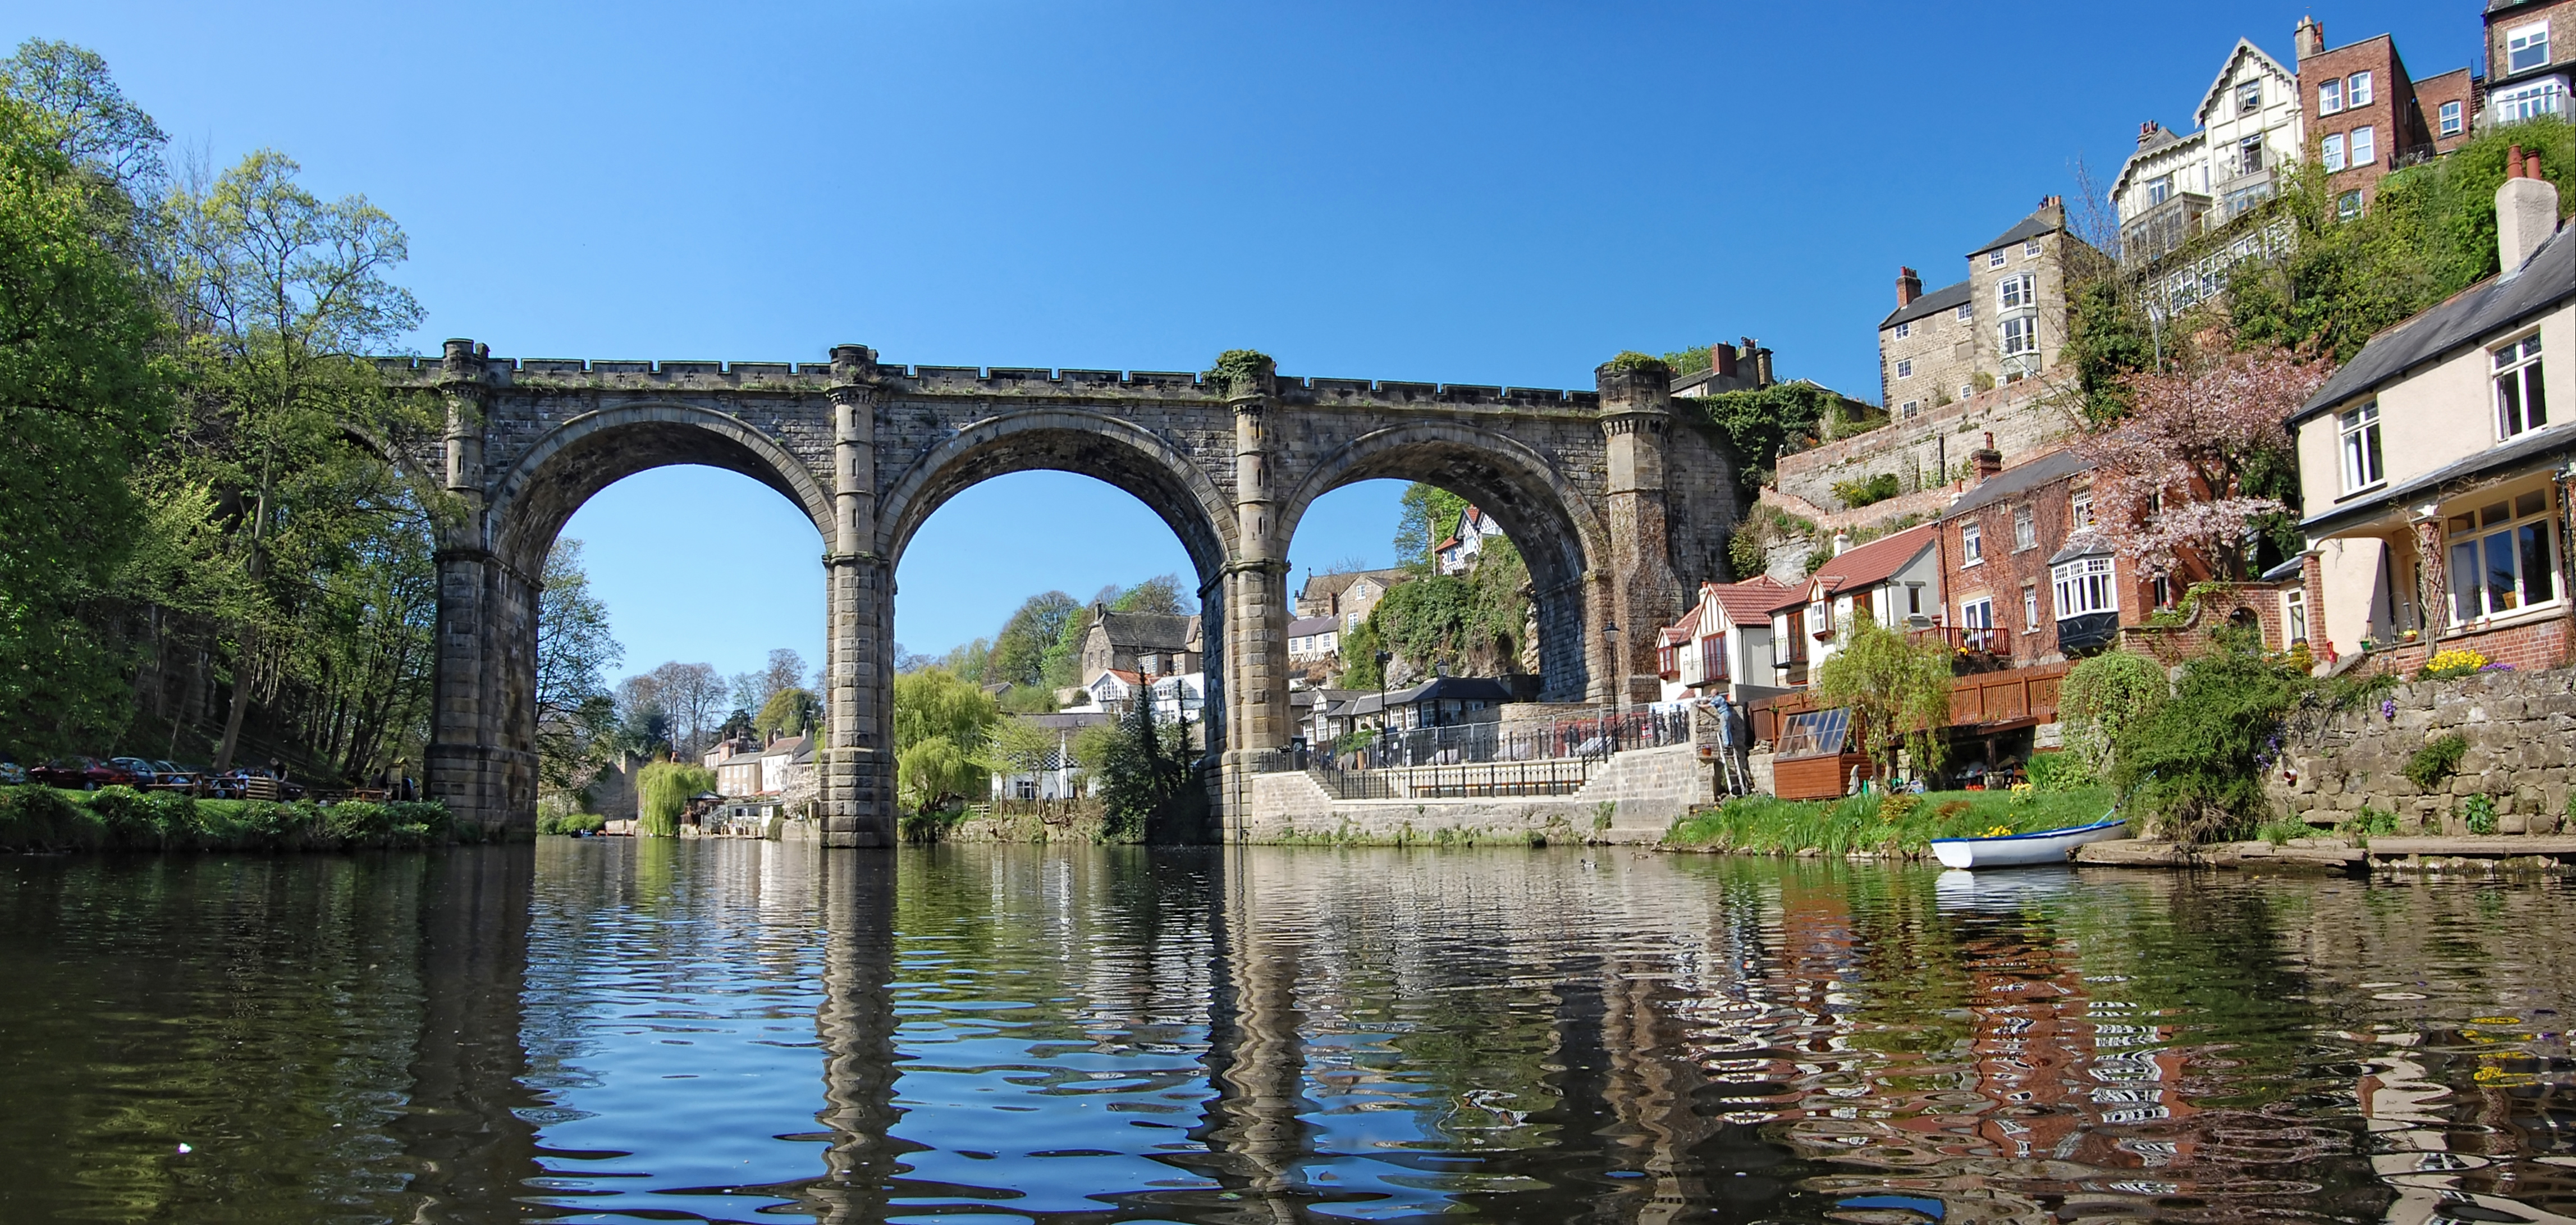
[1095,609,1195,652]
[1287,616,1339,637]
[2293,223,2576,428]
[2300,421,2576,535]
[1880,278,1973,331]
[1392,676,1515,706]
[1299,568,1410,604]
[1971,211,2060,258]
[2048,529,2118,565]
[1942,447,2096,519]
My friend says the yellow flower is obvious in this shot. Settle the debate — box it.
[1982,824,2014,838]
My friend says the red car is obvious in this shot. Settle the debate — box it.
[30,756,137,790]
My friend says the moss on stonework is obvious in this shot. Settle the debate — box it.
[1207,349,1273,397]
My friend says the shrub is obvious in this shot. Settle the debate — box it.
[2419,649,2488,680]
[2108,631,2302,842]
[2403,733,2468,792]
[2339,806,2400,844]
[1811,616,1953,784]
[2025,751,2085,793]
[1831,472,1902,509]
[2060,651,2168,780]
[537,811,606,835]
[2461,793,2498,835]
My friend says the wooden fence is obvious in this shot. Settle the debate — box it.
[1747,661,2069,747]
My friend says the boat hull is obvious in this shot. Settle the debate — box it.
[1930,817,2127,869]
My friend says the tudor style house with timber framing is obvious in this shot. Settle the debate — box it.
[2290,158,2576,673]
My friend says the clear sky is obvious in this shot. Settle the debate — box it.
[8,0,2474,681]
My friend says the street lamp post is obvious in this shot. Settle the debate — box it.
[1374,650,1392,767]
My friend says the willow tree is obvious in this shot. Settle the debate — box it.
[634,760,714,838]
[1811,616,1953,785]
[893,666,998,813]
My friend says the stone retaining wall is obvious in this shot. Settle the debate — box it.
[2273,667,2576,835]
[1241,744,1712,844]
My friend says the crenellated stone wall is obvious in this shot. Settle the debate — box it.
[2272,667,2576,835]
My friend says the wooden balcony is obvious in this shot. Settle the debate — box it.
[1748,660,2066,747]
[1907,624,2014,670]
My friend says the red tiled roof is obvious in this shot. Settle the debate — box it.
[1764,523,1939,610]
[1701,575,1790,625]
[1659,604,1703,643]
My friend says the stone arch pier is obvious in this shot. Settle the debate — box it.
[386,342,1744,845]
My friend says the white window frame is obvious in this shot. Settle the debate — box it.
[2024,239,2042,258]
[1900,400,1920,418]
[2445,490,2561,623]
[1961,597,1994,629]
[2438,99,2463,136]
[2508,21,2551,75]
[2321,132,2346,171]
[1893,320,1910,339]
[2012,504,2036,551]
[2237,80,2262,115]
[1960,520,1983,565]
[2347,71,2373,108]
[2001,315,2040,357]
[1960,383,1975,401]
[2496,80,2566,122]
[1896,358,1914,379]
[2339,401,2383,492]
[1955,303,1973,322]
[2350,126,2376,166]
[2494,333,2547,439]
[1985,249,2007,269]
[2146,175,2173,205]
[2318,77,2344,115]
[2052,556,2119,618]
[2070,486,2094,529]
[2023,583,2039,630]
[2337,190,2364,221]
[1998,272,2035,310]
[2283,587,2307,646]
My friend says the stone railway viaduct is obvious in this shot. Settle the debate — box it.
[382,341,1747,845]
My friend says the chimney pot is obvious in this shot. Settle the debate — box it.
[2510,145,2525,179]
[2529,153,2546,180]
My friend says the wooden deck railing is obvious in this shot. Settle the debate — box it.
[1747,661,2068,746]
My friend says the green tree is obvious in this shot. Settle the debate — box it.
[1393,483,1468,571]
[2109,630,2302,842]
[1110,574,1192,615]
[1093,691,1192,842]
[1810,616,1952,785]
[635,760,715,838]
[0,94,172,755]
[756,686,821,739]
[989,590,1080,688]
[893,666,999,812]
[1680,382,1856,488]
[534,539,622,793]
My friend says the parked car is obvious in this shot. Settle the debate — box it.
[31,756,136,790]
[211,766,301,801]
[111,757,178,789]
[154,761,205,792]
[0,755,25,786]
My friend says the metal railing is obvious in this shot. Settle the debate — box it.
[1306,707,1690,772]
[1308,757,1597,799]
[1907,624,2012,657]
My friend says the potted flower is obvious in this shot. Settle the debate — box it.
[2358,636,2377,652]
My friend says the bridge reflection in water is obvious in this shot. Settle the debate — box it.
[6,845,2576,1223]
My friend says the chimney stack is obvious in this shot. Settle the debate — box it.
[1712,341,1738,378]
[2497,149,2560,273]
[1896,266,1922,307]
[1832,530,1852,557]
[2294,16,2323,62]
[2136,121,2163,149]
[1971,432,2003,484]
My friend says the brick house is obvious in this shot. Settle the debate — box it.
[2288,164,2574,675]
[2487,0,2576,126]
[1878,198,2098,419]
[2291,17,2472,218]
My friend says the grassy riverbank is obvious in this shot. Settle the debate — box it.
[1666,786,2117,858]
[0,785,474,852]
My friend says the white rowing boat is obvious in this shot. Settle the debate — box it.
[1929,816,2128,869]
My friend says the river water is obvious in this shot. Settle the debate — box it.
[2,841,2572,1224]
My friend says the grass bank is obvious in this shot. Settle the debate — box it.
[1,785,478,853]
[1665,786,2117,859]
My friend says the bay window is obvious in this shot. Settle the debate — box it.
[2495,334,2546,438]
[2053,556,2119,618]
[2002,315,2040,357]
[2447,490,2560,622]
[2496,80,2565,122]
[1998,272,2034,310]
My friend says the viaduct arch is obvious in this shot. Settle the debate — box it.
[388,342,1744,845]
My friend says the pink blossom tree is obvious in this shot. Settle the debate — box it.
[2072,345,2330,580]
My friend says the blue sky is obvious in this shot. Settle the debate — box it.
[10,0,2472,680]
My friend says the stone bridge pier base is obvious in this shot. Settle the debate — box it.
[427,547,540,839]
[822,554,896,848]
